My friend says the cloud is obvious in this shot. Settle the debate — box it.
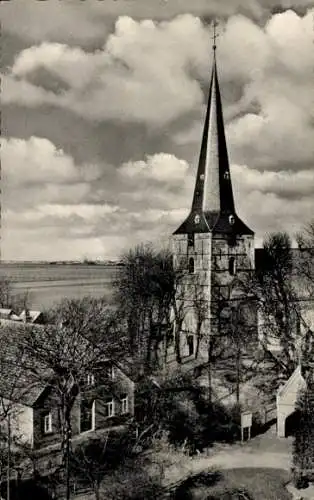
[233,164,314,198]
[1,6,314,260]
[1,135,313,260]
[1,138,192,260]
[172,9,314,173]
[0,0,109,46]
[231,164,314,245]
[0,137,104,222]
[3,15,208,126]
[1,0,313,49]
[1,136,101,186]
[119,153,189,183]
[3,9,314,141]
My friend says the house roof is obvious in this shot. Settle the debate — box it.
[0,320,48,407]
[0,318,133,407]
[19,310,43,323]
[0,308,13,315]
[277,365,306,406]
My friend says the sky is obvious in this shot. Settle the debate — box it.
[1,0,314,261]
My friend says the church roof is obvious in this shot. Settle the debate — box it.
[174,49,253,236]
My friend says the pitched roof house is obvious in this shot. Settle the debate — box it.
[19,310,44,324]
[0,320,135,452]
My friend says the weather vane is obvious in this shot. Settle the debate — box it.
[211,19,220,51]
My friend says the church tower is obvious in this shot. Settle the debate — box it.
[172,41,255,360]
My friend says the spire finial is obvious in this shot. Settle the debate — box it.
[211,19,220,52]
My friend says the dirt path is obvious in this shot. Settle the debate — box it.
[162,430,292,487]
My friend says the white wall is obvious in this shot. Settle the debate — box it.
[0,398,34,447]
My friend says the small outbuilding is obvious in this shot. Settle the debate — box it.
[276,365,306,437]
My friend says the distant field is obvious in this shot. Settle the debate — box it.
[0,263,118,283]
[0,263,119,310]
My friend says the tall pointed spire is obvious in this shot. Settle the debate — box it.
[174,28,253,236]
[191,49,235,215]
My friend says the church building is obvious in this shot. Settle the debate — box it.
[170,38,314,437]
[172,46,255,360]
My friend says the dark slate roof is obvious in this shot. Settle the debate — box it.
[174,211,254,236]
[0,320,48,407]
[173,51,254,237]
[191,52,234,215]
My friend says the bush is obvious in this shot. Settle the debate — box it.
[135,373,241,455]
[292,469,309,490]
[292,385,314,482]
[173,471,222,499]
[99,458,164,499]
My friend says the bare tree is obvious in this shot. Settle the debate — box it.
[70,433,110,500]
[0,322,36,498]
[255,232,301,378]
[17,297,126,500]
[114,245,180,372]
[296,219,314,298]
[0,278,30,314]
[69,429,133,500]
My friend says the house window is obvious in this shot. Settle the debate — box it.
[229,257,236,276]
[80,399,95,433]
[105,399,115,418]
[187,335,194,356]
[188,233,195,247]
[121,395,129,414]
[86,373,95,386]
[188,257,194,274]
[43,412,52,434]
[105,365,115,380]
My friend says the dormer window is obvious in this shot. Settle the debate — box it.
[229,215,235,226]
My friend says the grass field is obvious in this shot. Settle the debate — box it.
[0,262,117,283]
[174,468,292,499]
[0,263,119,309]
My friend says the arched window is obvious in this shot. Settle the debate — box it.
[229,257,236,276]
[188,257,194,274]
[229,214,235,226]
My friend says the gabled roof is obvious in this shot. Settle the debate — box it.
[0,308,14,317]
[277,365,306,405]
[0,321,47,407]
[19,310,43,324]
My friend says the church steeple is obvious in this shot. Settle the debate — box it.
[174,40,253,237]
[191,50,235,216]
